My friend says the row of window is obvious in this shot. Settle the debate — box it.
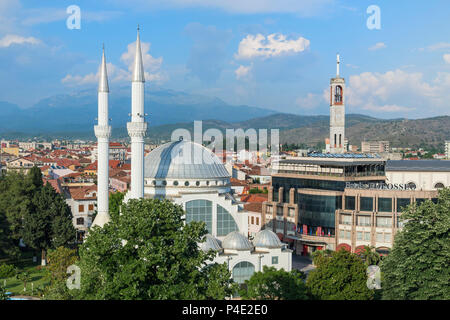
[339,229,392,243]
[248,216,260,226]
[78,204,94,213]
[340,215,394,227]
[148,180,226,187]
[344,196,437,212]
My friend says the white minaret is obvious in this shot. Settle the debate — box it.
[127,26,147,200]
[92,46,112,227]
[330,54,346,154]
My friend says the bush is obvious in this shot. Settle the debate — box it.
[0,264,17,278]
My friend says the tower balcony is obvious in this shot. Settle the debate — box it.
[127,121,148,138]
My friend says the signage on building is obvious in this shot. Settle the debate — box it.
[345,182,416,190]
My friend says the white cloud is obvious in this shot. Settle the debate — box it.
[368,42,386,51]
[295,93,321,109]
[419,42,450,52]
[235,33,310,60]
[0,34,41,47]
[62,41,166,86]
[235,64,252,80]
[327,69,450,115]
[443,54,450,64]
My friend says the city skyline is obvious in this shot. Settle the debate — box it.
[1,0,450,120]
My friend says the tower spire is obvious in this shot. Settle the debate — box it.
[132,26,145,82]
[336,53,340,78]
[98,44,109,93]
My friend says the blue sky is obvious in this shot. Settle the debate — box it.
[1,0,450,119]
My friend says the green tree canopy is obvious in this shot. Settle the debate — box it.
[73,198,235,300]
[240,266,308,300]
[381,188,450,300]
[109,191,125,222]
[306,249,374,300]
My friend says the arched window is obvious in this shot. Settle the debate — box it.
[217,204,239,236]
[334,134,337,146]
[232,261,255,284]
[434,182,445,189]
[184,181,190,186]
[185,200,212,233]
[339,134,342,147]
[335,85,343,103]
[76,217,84,225]
[173,181,179,186]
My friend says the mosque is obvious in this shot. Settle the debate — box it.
[90,28,292,285]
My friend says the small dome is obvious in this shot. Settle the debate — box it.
[253,229,282,249]
[144,140,230,180]
[199,234,222,252]
[222,231,253,251]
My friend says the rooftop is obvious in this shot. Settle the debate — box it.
[386,160,450,172]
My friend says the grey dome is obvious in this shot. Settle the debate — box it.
[144,140,230,179]
[253,229,282,249]
[199,234,222,252]
[222,231,253,251]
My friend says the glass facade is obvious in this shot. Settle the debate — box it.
[216,204,239,236]
[185,200,212,233]
[232,261,255,284]
[345,196,355,210]
[378,198,392,212]
[396,198,410,212]
[360,197,373,211]
[298,194,342,228]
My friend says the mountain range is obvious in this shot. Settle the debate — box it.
[0,87,449,150]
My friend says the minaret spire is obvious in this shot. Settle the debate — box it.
[92,45,111,228]
[126,27,147,201]
[132,25,145,83]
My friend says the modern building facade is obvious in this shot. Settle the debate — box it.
[361,141,390,154]
[263,154,386,255]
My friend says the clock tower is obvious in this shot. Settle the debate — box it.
[329,54,346,153]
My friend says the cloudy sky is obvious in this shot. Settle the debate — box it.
[1,0,450,119]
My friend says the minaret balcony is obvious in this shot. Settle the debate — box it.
[127,122,148,138]
[94,125,111,138]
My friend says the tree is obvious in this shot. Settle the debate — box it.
[22,183,76,265]
[306,249,374,300]
[381,189,450,300]
[46,247,78,284]
[356,246,381,266]
[16,272,31,292]
[109,191,125,222]
[73,198,235,300]
[240,266,308,300]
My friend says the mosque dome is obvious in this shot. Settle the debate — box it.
[222,231,253,251]
[253,229,283,249]
[144,140,230,180]
[199,234,222,252]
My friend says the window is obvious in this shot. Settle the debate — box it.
[173,181,179,186]
[76,217,84,225]
[251,216,254,224]
[196,181,200,186]
[184,181,190,186]
[276,206,283,216]
[376,233,383,242]
[256,217,259,226]
[232,261,255,284]
[346,231,351,239]
[266,206,273,214]
[397,198,410,212]
[341,214,352,225]
[88,204,94,211]
[272,256,278,264]
[357,231,363,240]
[397,216,406,228]
[378,198,392,212]
[162,180,167,186]
[335,85,343,103]
[434,182,445,189]
[357,215,371,226]
[360,197,373,211]
[345,196,355,210]
[384,233,391,243]
[78,205,84,213]
[376,216,392,227]
[216,204,239,236]
[185,200,213,234]
[364,232,371,241]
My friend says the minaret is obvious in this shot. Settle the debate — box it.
[127,26,147,200]
[329,54,346,153]
[92,45,111,227]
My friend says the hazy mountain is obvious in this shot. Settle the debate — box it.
[0,87,275,133]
